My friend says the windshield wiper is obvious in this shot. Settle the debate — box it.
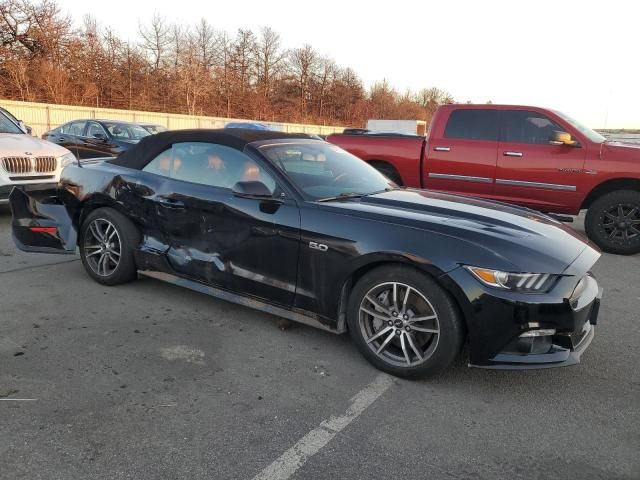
[316,188,394,203]
[364,187,395,196]
[316,192,365,202]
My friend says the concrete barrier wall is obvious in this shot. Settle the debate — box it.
[0,99,346,138]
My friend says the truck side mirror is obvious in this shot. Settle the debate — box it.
[549,131,578,147]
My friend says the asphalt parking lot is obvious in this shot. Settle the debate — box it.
[1,205,638,480]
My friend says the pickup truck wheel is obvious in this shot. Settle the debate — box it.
[585,190,640,255]
[347,265,464,379]
[372,164,403,186]
[80,207,140,285]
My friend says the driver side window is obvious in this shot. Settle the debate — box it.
[503,110,563,145]
[143,142,276,193]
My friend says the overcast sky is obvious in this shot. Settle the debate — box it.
[59,0,639,128]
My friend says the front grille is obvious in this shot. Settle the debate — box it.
[1,156,58,174]
[2,156,31,174]
[34,156,56,173]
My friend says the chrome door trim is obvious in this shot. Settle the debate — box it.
[428,173,492,184]
[495,179,576,191]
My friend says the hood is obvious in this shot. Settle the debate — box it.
[602,140,640,163]
[0,133,70,157]
[327,189,597,274]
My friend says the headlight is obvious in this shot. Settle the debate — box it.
[59,152,77,168]
[464,266,557,293]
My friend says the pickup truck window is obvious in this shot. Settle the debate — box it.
[502,110,563,145]
[552,109,606,143]
[444,109,498,141]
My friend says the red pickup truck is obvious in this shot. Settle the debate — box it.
[327,104,640,255]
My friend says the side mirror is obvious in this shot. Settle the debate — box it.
[232,181,273,199]
[549,131,578,147]
[93,132,107,141]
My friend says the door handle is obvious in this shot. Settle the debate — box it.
[434,146,451,152]
[158,197,185,209]
[503,151,523,157]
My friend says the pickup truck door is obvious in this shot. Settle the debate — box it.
[494,109,586,213]
[423,108,497,198]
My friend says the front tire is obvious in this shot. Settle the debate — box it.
[79,207,140,285]
[585,190,640,255]
[347,265,464,379]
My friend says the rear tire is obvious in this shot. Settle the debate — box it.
[347,265,464,379]
[79,207,140,285]
[371,163,403,186]
[585,190,640,255]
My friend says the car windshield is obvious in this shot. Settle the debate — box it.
[552,110,606,144]
[0,111,23,134]
[260,141,394,200]
[104,122,151,140]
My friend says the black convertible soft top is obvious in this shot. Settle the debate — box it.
[107,128,314,170]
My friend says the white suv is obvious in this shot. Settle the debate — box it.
[0,110,75,204]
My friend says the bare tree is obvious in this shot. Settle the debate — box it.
[255,27,286,100]
[417,87,454,122]
[289,44,318,119]
[139,13,170,71]
[0,0,455,127]
[315,56,336,120]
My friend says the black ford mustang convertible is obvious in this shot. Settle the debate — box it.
[10,129,602,378]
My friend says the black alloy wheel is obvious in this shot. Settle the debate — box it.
[585,190,640,255]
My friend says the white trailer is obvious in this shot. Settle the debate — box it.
[366,119,427,136]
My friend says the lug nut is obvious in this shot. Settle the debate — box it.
[392,311,398,317]
[405,326,411,331]
[403,314,408,320]
[387,320,393,326]
[395,330,401,336]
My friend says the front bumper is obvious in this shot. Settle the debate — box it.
[443,251,602,369]
[472,290,600,369]
[1,180,59,204]
[0,184,11,203]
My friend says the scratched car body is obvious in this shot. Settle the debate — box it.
[9,129,602,378]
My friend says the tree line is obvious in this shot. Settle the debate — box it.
[0,0,454,127]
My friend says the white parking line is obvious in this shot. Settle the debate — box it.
[252,373,394,480]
